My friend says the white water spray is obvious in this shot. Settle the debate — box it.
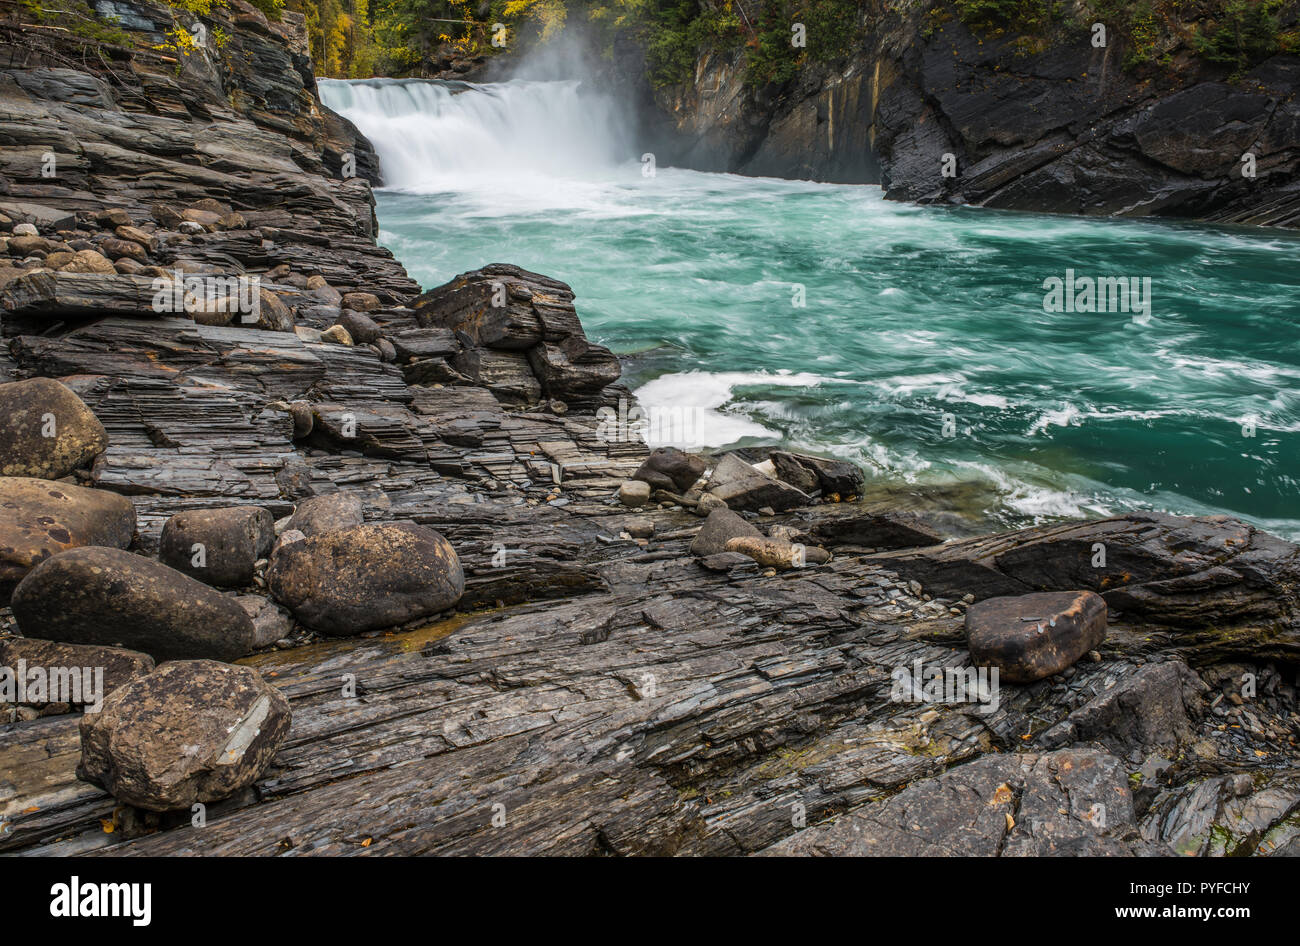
[319,78,630,200]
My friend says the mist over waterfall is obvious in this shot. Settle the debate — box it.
[319,78,632,199]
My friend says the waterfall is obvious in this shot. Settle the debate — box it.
[319,78,630,196]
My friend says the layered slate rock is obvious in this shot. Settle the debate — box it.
[159,506,275,587]
[631,447,708,493]
[706,453,811,513]
[0,377,108,479]
[966,590,1108,684]
[0,477,136,602]
[766,750,1166,856]
[873,512,1300,644]
[0,638,155,714]
[412,264,621,404]
[78,660,291,812]
[267,521,465,635]
[10,547,256,661]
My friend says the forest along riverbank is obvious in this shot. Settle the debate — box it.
[323,77,1300,543]
[0,2,1298,856]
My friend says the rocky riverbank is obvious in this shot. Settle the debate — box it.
[609,2,1300,227]
[1,2,1299,856]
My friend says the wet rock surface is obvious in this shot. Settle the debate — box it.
[966,590,1108,684]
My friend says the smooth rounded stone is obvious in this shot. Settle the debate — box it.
[305,274,330,290]
[11,547,256,661]
[177,220,205,235]
[0,377,108,478]
[285,492,365,536]
[253,288,293,332]
[0,638,154,713]
[77,659,291,812]
[109,256,145,275]
[11,222,38,237]
[376,337,397,362]
[336,309,381,343]
[340,291,380,312]
[287,400,314,439]
[150,204,183,228]
[320,324,353,345]
[114,224,154,245]
[618,479,651,508]
[235,595,295,648]
[631,447,708,493]
[98,237,147,262]
[159,506,275,587]
[621,517,655,539]
[267,521,465,635]
[7,234,51,256]
[181,207,221,230]
[966,590,1108,684]
[724,535,831,570]
[0,477,136,602]
[689,507,763,557]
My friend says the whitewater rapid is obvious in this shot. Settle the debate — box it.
[320,78,1300,539]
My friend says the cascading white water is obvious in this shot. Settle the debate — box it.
[319,78,630,202]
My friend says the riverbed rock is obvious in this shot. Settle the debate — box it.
[77,659,291,812]
[724,535,830,570]
[158,506,275,587]
[690,507,763,557]
[336,309,381,344]
[966,590,1107,684]
[236,595,296,648]
[631,447,707,493]
[617,479,651,508]
[706,453,811,513]
[0,477,136,602]
[0,638,154,714]
[0,377,108,479]
[285,492,365,536]
[266,521,465,635]
[10,547,256,661]
[770,450,864,497]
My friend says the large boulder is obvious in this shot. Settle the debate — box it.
[78,660,291,811]
[966,590,1107,684]
[706,453,811,513]
[631,447,708,493]
[770,450,864,497]
[285,492,365,537]
[267,521,464,635]
[0,638,154,714]
[159,506,274,587]
[0,377,108,479]
[690,507,763,557]
[11,547,256,661]
[0,477,135,602]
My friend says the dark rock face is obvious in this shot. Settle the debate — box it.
[159,505,275,587]
[874,512,1300,646]
[412,264,621,406]
[631,447,707,493]
[0,377,108,479]
[285,492,365,537]
[11,547,256,661]
[641,14,1299,228]
[78,659,291,811]
[0,638,154,713]
[1039,660,1207,760]
[0,477,136,602]
[966,590,1108,684]
[267,521,465,634]
[770,451,864,497]
[766,749,1167,856]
